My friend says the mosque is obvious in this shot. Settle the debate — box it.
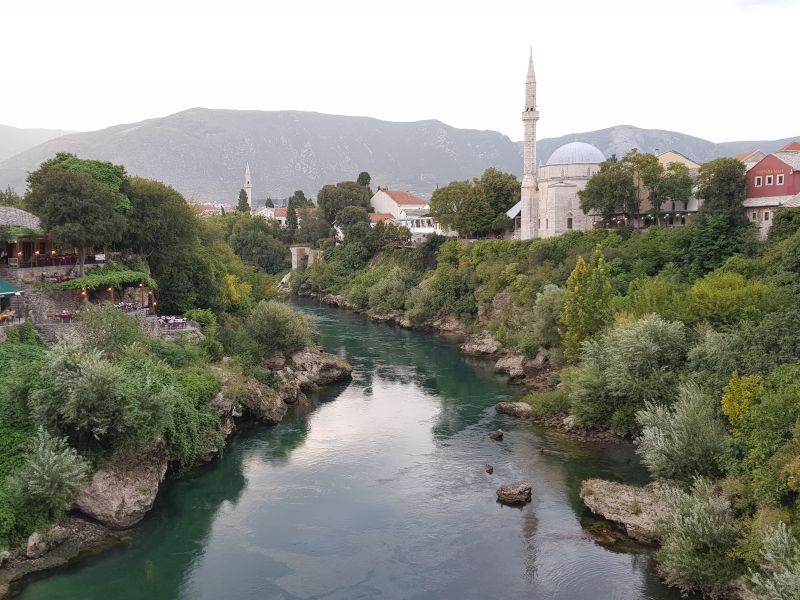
[511,52,606,240]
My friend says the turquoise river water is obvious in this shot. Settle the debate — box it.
[15,300,688,600]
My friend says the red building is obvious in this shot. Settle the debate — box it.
[743,141,800,239]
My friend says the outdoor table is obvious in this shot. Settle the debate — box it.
[59,313,73,323]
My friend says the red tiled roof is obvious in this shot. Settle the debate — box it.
[369,213,395,223]
[192,203,222,215]
[734,149,759,162]
[384,189,427,206]
[274,207,317,218]
[779,141,800,151]
[274,207,287,218]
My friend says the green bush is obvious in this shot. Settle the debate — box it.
[686,271,779,326]
[522,389,570,418]
[566,315,689,434]
[77,303,143,356]
[518,284,564,355]
[244,300,316,360]
[748,523,800,600]
[636,382,728,483]
[9,427,90,521]
[3,321,41,345]
[368,266,411,315]
[185,308,218,332]
[656,478,743,597]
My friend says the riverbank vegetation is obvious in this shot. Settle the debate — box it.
[292,171,800,595]
[0,154,320,553]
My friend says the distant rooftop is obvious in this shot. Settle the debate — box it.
[0,206,41,229]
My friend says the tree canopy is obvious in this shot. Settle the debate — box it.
[236,188,250,212]
[317,181,371,224]
[429,180,493,238]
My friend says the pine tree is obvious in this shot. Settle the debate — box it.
[286,201,298,240]
[560,246,615,362]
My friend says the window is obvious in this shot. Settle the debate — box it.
[755,176,762,187]
[777,174,784,185]
[671,202,675,211]
[752,211,757,220]
[765,211,770,221]
[545,218,549,229]
[566,217,573,230]
[766,175,773,185]
[538,218,541,228]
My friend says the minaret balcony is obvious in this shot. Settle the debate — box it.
[522,110,539,120]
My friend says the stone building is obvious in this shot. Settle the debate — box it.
[742,141,800,239]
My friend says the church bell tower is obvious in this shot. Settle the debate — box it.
[520,49,539,240]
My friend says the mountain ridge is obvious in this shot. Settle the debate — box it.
[0,109,796,202]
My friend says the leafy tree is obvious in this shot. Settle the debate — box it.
[25,168,125,275]
[317,181,371,224]
[227,215,288,273]
[236,188,250,212]
[10,427,90,520]
[288,190,313,208]
[429,180,493,237]
[686,271,778,326]
[286,202,298,238]
[655,162,694,221]
[578,159,639,223]
[560,247,614,362]
[698,158,748,224]
[656,478,743,597]
[0,185,22,208]
[296,209,332,245]
[518,284,565,355]
[336,205,370,233]
[357,172,371,188]
[477,168,520,217]
[636,382,728,483]
[265,197,274,208]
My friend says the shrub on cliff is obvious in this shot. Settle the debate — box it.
[656,478,743,597]
[244,300,316,359]
[748,522,800,600]
[77,303,143,356]
[636,382,728,483]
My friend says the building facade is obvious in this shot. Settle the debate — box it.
[743,142,800,239]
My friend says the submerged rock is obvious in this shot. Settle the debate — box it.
[75,447,168,529]
[494,353,526,381]
[488,429,504,441]
[496,483,532,505]
[580,478,668,545]
[495,402,533,418]
[291,349,353,387]
[485,464,494,474]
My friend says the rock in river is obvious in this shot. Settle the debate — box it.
[291,349,353,387]
[460,332,501,356]
[580,478,668,545]
[488,429,504,441]
[496,483,533,505]
[495,402,533,418]
[75,447,168,529]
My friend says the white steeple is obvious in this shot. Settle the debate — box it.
[244,162,253,212]
[520,48,540,240]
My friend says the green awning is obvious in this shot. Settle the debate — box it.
[0,279,21,297]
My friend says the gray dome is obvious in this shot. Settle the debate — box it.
[546,142,605,166]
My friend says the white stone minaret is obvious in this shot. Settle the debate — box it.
[244,162,253,212]
[520,49,539,240]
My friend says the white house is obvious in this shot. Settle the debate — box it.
[369,188,454,239]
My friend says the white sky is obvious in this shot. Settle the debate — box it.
[2,0,797,142]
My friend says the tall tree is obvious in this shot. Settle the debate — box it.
[317,181,371,224]
[430,180,493,238]
[560,246,615,362]
[336,205,370,234]
[236,188,250,212]
[286,202,298,238]
[288,190,312,208]
[477,168,520,217]
[357,172,371,188]
[264,197,274,208]
[578,159,639,223]
[697,158,748,224]
[26,169,125,275]
[655,162,694,223]
[0,185,22,208]
[296,209,332,245]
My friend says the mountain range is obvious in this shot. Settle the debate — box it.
[0,109,796,202]
[0,124,74,164]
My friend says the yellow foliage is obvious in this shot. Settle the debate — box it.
[721,372,762,427]
[779,455,800,492]
[223,273,253,309]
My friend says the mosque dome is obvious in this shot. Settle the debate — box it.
[546,142,605,166]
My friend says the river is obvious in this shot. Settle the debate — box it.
[15,300,686,600]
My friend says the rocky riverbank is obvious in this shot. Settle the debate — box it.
[0,347,353,598]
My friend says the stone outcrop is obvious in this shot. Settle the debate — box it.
[495,401,533,418]
[75,447,168,529]
[234,379,287,424]
[426,315,466,335]
[488,429,504,441]
[290,349,353,388]
[460,332,501,357]
[25,533,48,559]
[493,350,550,384]
[496,483,533,505]
[580,478,669,545]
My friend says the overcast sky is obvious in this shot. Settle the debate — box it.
[2,0,797,142]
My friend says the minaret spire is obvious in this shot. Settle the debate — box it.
[520,50,540,240]
[244,162,253,213]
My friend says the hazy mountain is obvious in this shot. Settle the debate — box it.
[1,111,796,202]
[0,109,521,202]
[0,124,73,163]
[534,125,800,166]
